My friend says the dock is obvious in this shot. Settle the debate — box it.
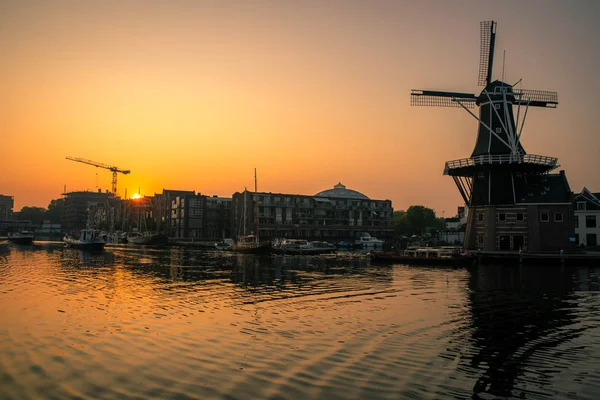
[169,240,217,249]
[476,250,600,266]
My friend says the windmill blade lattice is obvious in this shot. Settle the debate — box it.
[513,89,558,108]
[478,21,496,86]
[411,90,477,108]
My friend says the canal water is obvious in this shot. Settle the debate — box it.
[1,243,599,399]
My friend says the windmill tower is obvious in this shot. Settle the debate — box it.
[411,21,573,252]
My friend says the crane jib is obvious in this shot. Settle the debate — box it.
[66,156,131,194]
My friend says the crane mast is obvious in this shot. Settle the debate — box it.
[66,156,131,195]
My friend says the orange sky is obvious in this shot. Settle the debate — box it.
[2,0,599,215]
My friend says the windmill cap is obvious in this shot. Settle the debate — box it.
[476,80,516,105]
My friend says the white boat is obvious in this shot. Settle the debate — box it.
[278,239,308,250]
[8,231,35,244]
[304,241,336,254]
[354,233,384,248]
[63,229,105,250]
[8,230,35,245]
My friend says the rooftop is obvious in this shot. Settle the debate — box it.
[315,183,370,200]
[515,171,572,204]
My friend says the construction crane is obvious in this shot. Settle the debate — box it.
[66,156,131,195]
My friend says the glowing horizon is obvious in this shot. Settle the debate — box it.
[2,1,599,216]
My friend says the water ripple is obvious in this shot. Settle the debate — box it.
[1,245,599,399]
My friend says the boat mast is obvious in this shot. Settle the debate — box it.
[255,168,259,245]
[243,189,247,236]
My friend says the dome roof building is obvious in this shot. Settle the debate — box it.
[230,181,393,243]
[314,183,370,200]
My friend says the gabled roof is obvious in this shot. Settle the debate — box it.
[574,187,600,209]
[515,171,572,204]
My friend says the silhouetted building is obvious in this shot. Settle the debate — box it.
[573,188,600,247]
[463,171,574,252]
[170,193,231,240]
[205,196,231,239]
[62,190,113,232]
[150,189,195,236]
[87,196,132,232]
[39,221,61,236]
[231,183,394,242]
[0,194,14,220]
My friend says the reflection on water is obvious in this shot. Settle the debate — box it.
[1,244,599,399]
[463,266,600,399]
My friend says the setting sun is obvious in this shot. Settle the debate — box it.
[131,193,141,200]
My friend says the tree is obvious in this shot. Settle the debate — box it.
[393,210,411,235]
[45,198,65,223]
[17,206,47,226]
[406,205,438,235]
[393,206,442,236]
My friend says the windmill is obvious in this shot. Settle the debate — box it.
[411,21,571,252]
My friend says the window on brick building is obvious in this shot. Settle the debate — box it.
[586,215,596,228]
[554,213,563,222]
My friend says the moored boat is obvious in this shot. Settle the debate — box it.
[272,239,336,255]
[63,229,105,250]
[336,240,354,250]
[215,238,234,250]
[232,235,271,254]
[127,232,169,248]
[271,239,307,254]
[370,247,477,266]
[231,169,271,255]
[354,233,384,249]
[8,230,35,245]
[103,231,128,244]
[305,241,337,254]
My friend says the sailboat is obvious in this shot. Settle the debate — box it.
[127,195,169,248]
[231,169,271,255]
[127,230,169,247]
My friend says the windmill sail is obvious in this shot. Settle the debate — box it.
[478,21,497,86]
[513,89,558,108]
[410,90,477,108]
